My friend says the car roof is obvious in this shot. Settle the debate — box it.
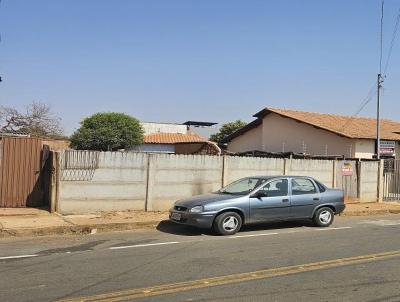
[247,175,316,180]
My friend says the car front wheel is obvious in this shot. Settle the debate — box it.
[213,212,242,235]
[313,207,334,227]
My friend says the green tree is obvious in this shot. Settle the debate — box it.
[209,120,247,144]
[70,112,144,151]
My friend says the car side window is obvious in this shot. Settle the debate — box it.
[291,178,317,195]
[315,181,326,193]
[259,179,288,197]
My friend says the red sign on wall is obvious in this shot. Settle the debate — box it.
[342,162,353,176]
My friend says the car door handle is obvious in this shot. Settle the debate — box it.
[313,197,320,201]
[282,198,290,202]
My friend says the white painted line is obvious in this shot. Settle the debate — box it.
[315,226,352,231]
[0,254,39,260]
[229,232,279,239]
[285,230,301,234]
[360,220,400,226]
[109,241,180,250]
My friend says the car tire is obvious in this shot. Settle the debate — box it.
[213,212,242,235]
[313,207,334,227]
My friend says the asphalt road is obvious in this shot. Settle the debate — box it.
[0,214,400,302]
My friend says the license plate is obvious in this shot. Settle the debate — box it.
[171,212,182,221]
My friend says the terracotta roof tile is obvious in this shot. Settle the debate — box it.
[261,108,400,140]
[225,107,400,142]
[144,132,206,144]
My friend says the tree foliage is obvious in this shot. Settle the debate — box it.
[0,102,63,137]
[209,120,247,144]
[70,112,144,151]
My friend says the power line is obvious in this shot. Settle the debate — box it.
[352,85,377,117]
[341,1,386,134]
[339,84,376,132]
[0,0,2,83]
[344,1,400,132]
[379,0,385,74]
[383,7,400,74]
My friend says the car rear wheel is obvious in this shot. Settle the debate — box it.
[313,207,334,227]
[213,212,242,235]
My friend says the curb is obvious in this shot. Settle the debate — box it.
[340,209,400,216]
[1,209,400,239]
[0,220,162,239]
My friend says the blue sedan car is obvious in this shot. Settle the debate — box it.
[169,176,345,235]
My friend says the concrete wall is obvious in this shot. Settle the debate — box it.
[131,143,175,153]
[224,157,285,185]
[42,139,70,151]
[288,159,334,187]
[227,113,366,157]
[148,154,223,211]
[354,139,375,159]
[175,143,205,154]
[261,113,355,157]
[58,152,148,214]
[360,161,379,202]
[141,122,187,134]
[56,151,382,214]
[227,124,263,153]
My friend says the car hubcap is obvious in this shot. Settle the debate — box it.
[222,216,238,231]
[319,210,332,224]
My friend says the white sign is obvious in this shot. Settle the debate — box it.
[380,140,396,156]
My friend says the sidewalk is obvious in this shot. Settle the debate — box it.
[0,208,168,238]
[340,202,400,216]
[1,202,400,239]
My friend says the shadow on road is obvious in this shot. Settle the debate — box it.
[156,220,212,236]
[156,219,315,236]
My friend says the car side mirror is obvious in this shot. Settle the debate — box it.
[252,191,267,199]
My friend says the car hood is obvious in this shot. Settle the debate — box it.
[174,193,240,208]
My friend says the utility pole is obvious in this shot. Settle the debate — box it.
[377,0,384,159]
[376,73,384,159]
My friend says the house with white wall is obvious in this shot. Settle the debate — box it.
[132,121,220,155]
[223,107,400,159]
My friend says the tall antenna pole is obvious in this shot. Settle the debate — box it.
[377,0,384,159]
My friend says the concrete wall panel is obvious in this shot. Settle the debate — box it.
[360,161,379,202]
[224,157,285,185]
[289,159,334,187]
[57,151,381,214]
[58,152,148,214]
[59,199,144,214]
[227,125,263,153]
[149,154,223,211]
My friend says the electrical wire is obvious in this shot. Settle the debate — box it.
[383,7,400,74]
[339,84,377,132]
[379,0,385,74]
[341,0,395,132]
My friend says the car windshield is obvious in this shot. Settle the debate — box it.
[218,177,267,195]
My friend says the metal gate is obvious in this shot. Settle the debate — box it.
[383,159,400,201]
[0,137,50,207]
[336,160,359,202]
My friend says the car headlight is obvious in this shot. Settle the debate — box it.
[190,206,203,213]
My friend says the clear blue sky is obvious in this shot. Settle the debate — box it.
[1,0,399,134]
